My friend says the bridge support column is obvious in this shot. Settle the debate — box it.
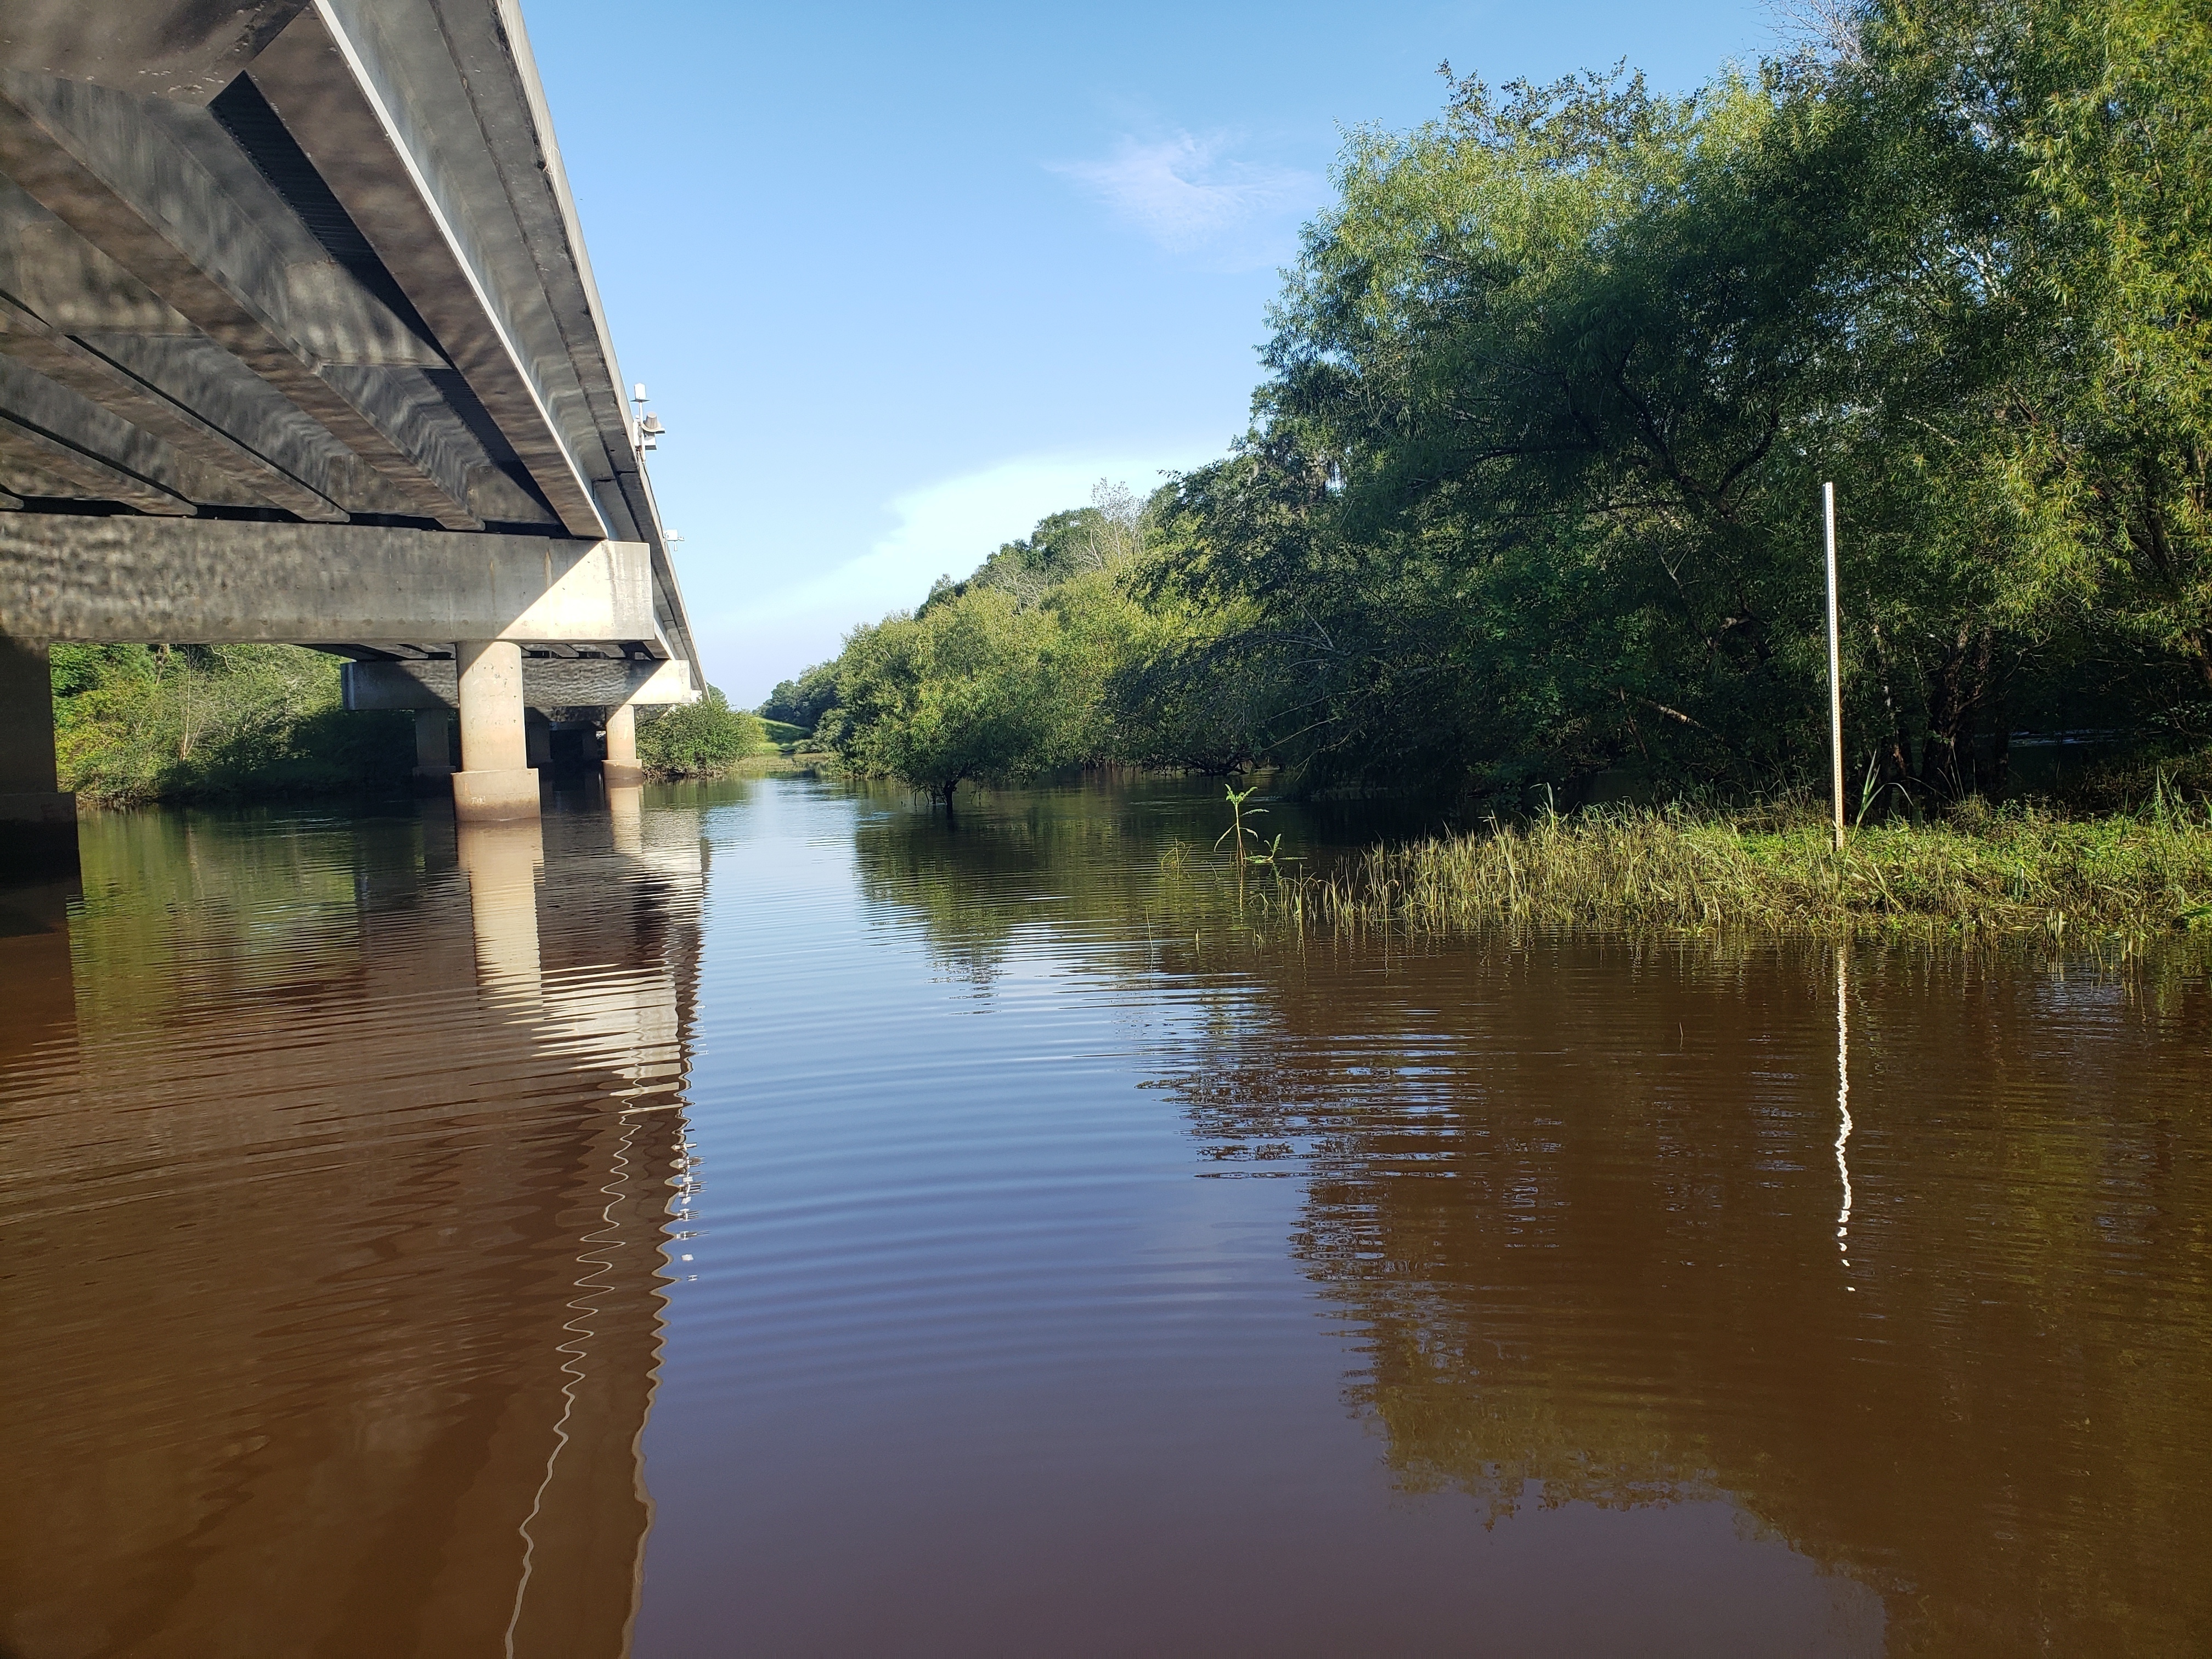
[525,709,553,769]
[413,710,454,783]
[451,640,539,823]
[602,702,645,788]
[0,637,77,877]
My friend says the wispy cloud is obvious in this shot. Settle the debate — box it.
[1048,132,1324,261]
[707,445,1218,701]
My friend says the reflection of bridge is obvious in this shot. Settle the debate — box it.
[0,799,705,1656]
[0,0,698,857]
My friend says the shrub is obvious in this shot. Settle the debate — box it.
[635,686,765,777]
[52,643,412,806]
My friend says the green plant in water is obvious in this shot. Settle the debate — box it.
[1246,832,1303,881]
[1216,783,1266,867]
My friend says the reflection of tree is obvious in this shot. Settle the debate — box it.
[847,777,1296,989]
[1164,937,2212,1656]
[839,775,2212,1651]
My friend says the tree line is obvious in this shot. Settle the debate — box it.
[771,0,2209,811]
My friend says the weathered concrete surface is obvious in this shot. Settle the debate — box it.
[0,636,74,871]
[343,654,693,712]
[1,516,654,646]
[602,701,643,787]
[453,637,538,821]
[456,639,526,771]
[0,0,703,684]
[453,767,539,822]
[0,1,309,105]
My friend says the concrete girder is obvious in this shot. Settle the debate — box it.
[245,7,607,539]
[0,405,193,514]
[0,1,310,106]
[342,655,694,712]
[0,70,486,527]
[0,296,347,518]
[1,515,656,646]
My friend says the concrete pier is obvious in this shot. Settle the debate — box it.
[603,703,645,788]
[0,639,76,874]
[452,641,540,823]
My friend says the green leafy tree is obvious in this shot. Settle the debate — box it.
[635,686,765,777]
[759,661,840,732]
[833,587,1068,805]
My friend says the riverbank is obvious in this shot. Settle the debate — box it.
[1288,803,2212,941]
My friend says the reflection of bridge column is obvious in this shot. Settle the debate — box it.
[602,702,645,788]
[452,640,541,822]
[0,636,77,874]
[608,783,645,855]
[459,819,545,1006]
[0,809,701,1656]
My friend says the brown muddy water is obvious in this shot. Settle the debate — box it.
[1,774,2208,1657]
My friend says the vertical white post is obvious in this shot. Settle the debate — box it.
[1824,482,1845,854]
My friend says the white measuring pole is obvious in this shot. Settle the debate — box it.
[1824,482,1845,853]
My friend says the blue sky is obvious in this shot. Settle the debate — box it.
[523,0,1774,705]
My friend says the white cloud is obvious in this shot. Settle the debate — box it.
[1048,132,1324,261]
[705,445,1218,704]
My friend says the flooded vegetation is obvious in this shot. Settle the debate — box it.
[4,774,2208,1655]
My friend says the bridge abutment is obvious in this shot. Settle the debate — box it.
[451,641,540,823]
[0,639,77,877]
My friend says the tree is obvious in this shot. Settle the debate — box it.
[760,662,840,732]
[833,587,1066,806]
[635,686,765,777]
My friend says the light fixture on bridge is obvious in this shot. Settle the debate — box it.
[629,382,666,452]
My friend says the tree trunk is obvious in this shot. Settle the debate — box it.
[1866,622,1913,802]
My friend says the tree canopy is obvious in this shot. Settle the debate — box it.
[793,0,2212,810]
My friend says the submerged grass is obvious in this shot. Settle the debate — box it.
[1279,800,2212,943]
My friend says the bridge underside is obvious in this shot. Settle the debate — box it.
[0,0,703,854]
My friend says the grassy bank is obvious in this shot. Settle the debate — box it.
[1286,802,2212,942]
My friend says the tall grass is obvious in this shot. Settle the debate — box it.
[1286,799,2212,941]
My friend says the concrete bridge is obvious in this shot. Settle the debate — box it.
[0,0,700,863]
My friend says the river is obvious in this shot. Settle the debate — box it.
[2,773,2207,1657]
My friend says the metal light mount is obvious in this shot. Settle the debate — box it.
[630,382,667,452]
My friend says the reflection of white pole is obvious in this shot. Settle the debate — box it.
[1835,941,1853,1278]
[1825,482,1846,853]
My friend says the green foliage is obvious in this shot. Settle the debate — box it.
[783,0,2212,809]
[635,686,765,777]
[51,643,413,808]
[759,661,839,731]
[1134,0,2212,802]
[832,587,1069,803]
[810,478,1214,802]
